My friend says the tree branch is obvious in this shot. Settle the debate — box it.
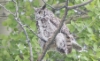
[37,0,69,61]
[0,4,15,16]
[66,14,89,24]
[42,0,55,9]
[67,0,93,10]
[26,26,47,42]
[52,0,93,10]
[12,0,33,61]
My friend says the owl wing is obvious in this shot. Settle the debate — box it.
[50,13,82,50]
[49,17,72,54]
[61,24,82,51]
[49,14,82,51]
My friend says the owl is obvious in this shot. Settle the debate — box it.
[34,5,82,54]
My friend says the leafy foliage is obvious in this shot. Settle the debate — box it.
[0,0,100,61]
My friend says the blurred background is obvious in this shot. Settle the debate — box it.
[0,0,100,61]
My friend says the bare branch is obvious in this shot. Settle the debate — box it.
[37,0,69,61]
[42,0,55,9]
[66,14,89,24]
[0,1,10,3]
[26,26,47,42]
[67,0,93,10]
[0,4,15,16]
[78,14,97,34]
[52,3,65,11]
[12,0,33,61]
[52,0,93,11]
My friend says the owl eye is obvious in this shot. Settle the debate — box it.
[39,11,41,14]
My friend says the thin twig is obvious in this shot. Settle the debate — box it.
[67,0,93,10]
[26,26,47,42]
[42,0,55,9]
[52,0,93,10]
[78,15,98,34]
[12,0,33,61]
[37,0,69,61]
[66,14,89,24]
[0,4,15,16]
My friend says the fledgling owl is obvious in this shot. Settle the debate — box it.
[34,5,82,54]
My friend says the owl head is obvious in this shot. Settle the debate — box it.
[33,5,47,21]
[33,5,55,21]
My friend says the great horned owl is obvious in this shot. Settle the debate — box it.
[34,5,82,54]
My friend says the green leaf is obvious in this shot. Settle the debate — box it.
[5,2,15,12]
[87,27,93,33]
[15,55,22,61]
[67,24,75,32]
[93,44,97,51]
[33,0,40,6]
[17,44,25,51]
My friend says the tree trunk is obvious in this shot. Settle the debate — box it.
[0,0,11,35]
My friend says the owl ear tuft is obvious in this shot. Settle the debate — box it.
[41,4,46,10]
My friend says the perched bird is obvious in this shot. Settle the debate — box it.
[34,5,82,54]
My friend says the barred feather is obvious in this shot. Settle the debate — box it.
[34,5,81,54]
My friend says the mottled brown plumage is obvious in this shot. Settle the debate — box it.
[34,5,82,54]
